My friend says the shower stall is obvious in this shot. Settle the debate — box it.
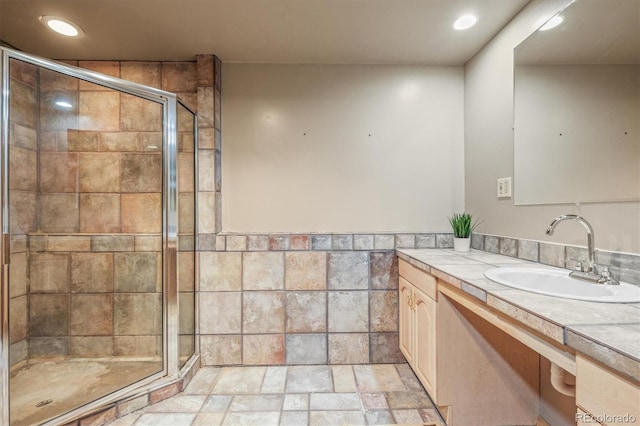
[0,47,197,425]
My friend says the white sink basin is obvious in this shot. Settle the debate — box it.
[484,267,640,303]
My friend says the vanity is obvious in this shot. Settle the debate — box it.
[397,249,640,426]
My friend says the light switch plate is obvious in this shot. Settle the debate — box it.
[497,177,512,198]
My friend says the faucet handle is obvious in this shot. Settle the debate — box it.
[567,259,585,272]
[597,266,620,285]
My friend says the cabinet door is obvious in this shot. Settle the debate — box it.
[414,288,437,398]
[399,277,414,364]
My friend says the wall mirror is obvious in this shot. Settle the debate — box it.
[513,0,639,205]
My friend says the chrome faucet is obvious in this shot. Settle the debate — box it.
[545,214,619,285]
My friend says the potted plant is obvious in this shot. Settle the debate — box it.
[448,212,481,252]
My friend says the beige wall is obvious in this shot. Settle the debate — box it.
[464,0,640,254]
[222,64,464,233]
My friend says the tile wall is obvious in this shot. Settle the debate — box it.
[472,233,640,285]
[6,55,222,365]
[197,232,454,366]
[8,59,38,365]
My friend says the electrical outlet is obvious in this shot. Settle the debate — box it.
[497,177,512,198]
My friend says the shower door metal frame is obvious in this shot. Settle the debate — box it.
[0,47,184,425]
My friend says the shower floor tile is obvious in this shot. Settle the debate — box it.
[10,358,162,426]
[116,363,445,426]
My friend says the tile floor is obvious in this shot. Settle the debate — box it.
[110,364,445,425]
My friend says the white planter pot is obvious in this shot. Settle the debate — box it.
[453,237,471,252]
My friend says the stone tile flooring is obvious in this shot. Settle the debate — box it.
[110,364,445,425]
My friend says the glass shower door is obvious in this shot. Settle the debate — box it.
[3,54,168,425]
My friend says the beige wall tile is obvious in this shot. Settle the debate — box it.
[197,87,215,127]
[9,146,37,191]
[114,335,161,357]
[179,152,196,193]
[199,292,241,334]
[328,291,369,333]
[285,292,326,333]
[200,335,241,366]
[199,252,242,291]
[9,59,37,87]
[70,336,114,357]
[114,293,161,335]
[285,252,327,290]
[30,253,69,293]
[101,132,143,151]
[70,294,114,335]
[197,192,216,234]
[71,253,114,293]
[9,252,27,298]
[179,292,195,335]
[162,62,198,93]
[39,67,78,91]
[243,252,284,290]
[226,235,247,251]
[92,235,135,252]
[121,193,162,233]
[121,93,163,132]
[80,194,121,233]
[121,62,162,88]
[10,80,37,128]
[79,91,121,131]
[67,130,100,151]
[39,153,79,193]
[198,128,215,149]
[29,336,69,357]
[243,334,285,365]
[12,123,37,150]
[46,235,91,251]
[328,333,369,364]
[121,153,162,192]
[79,153,121,192]
[39,194,80,233]
[179,192,195,235]
[39,90,78,131]
[135,235,162,251]
[114,252,158,292]
[242,291,284,334]
[9,191,36,234]
[178,252,196,292]
[9,295,28,343]
[29,294,70,337]
[370,291,399,332]
[197,150,215,192]
[78,61,120,89]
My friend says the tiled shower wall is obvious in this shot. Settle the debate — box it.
[7,56,222,365]
[197,232,454,366]
[8,59,38,365]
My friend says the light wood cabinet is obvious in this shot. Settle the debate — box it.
[576,354,640,426]
[398,258,539,425]
[399,272,437,397]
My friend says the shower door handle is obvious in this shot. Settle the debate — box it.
[2,234,9,265]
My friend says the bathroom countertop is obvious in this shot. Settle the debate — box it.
[396,248,640,383]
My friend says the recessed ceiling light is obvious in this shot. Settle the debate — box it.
[539,15,564,31]
[453,15,478,31]
[39,16,83,37]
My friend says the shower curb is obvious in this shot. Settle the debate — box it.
[61,356,201,426]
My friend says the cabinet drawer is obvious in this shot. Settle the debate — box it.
[576,354,640,426]
[399,259,437,300]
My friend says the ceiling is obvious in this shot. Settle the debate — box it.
[0,0,530,64]
[516,0,639,64]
